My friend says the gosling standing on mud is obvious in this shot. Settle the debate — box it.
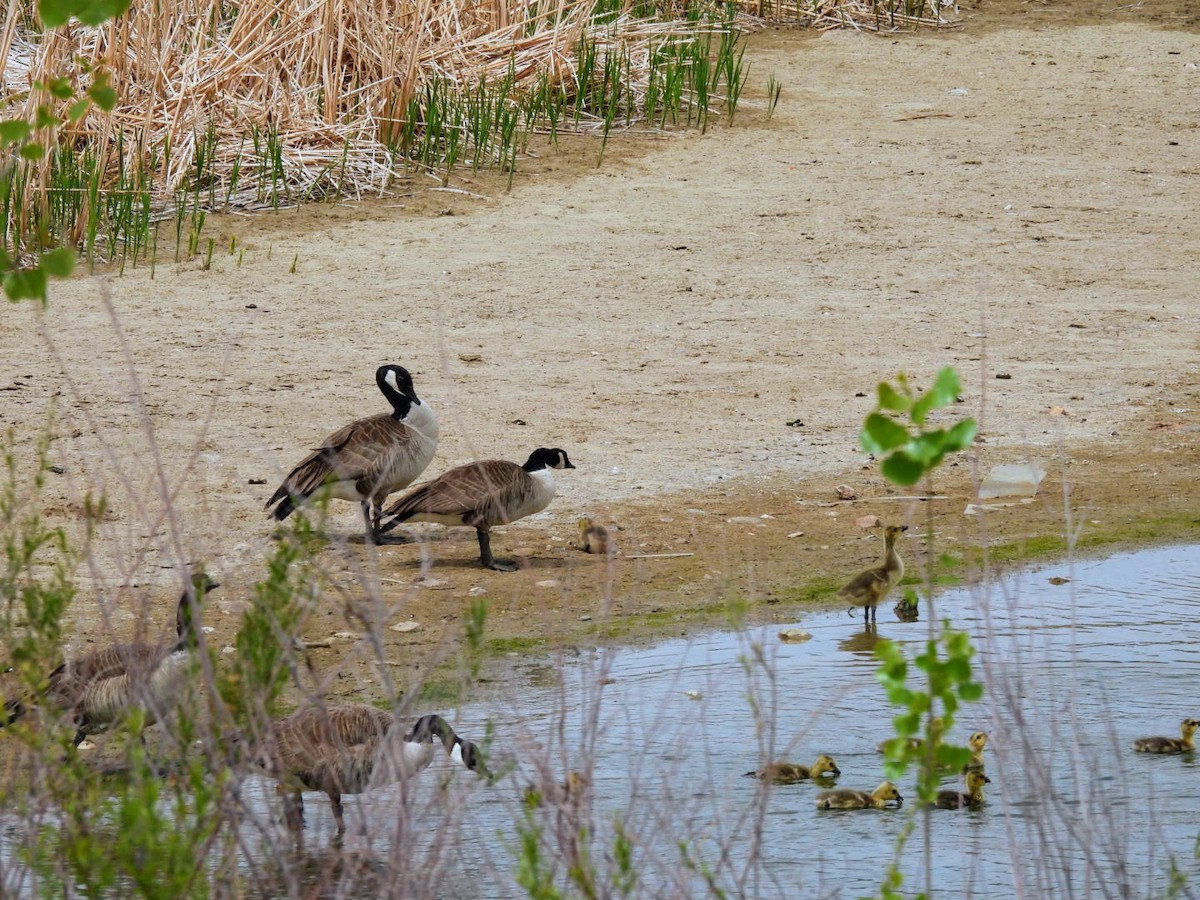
[839,524,908,623]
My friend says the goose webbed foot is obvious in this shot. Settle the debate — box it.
[478,531,518,572]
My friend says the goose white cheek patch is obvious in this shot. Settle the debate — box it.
[449,742,464,766]
[385,370,400,393]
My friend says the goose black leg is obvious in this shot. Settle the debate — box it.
[478,530,517,572]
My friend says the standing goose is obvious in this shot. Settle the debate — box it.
[933,770,991,809]
[815,781,904,811]
[3,571,216,746]
[378,447,575,572]
[265,365,438,543]
[240,709,486,836]
[744,754,841,784]
[1132,718,1200,753]
[839,524,908,623]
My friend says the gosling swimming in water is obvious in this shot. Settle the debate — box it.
[964,731,989,772]
[744,754,841,784]
[933,769,990,809]
[839,524,908,623]
[575,517,611,555]
[815,781,903,810]
[1132,718,1199,754]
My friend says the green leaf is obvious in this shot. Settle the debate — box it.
[881,451,924,486]
[959,682,984,702]
[876,381,910,413]
[41,248,76,278]
[37,0,73,27]
[33,105,60,129]
[76,0,134,25]
[87,76,117,111]
[0,120,32,145]
[910,367,960,424]
[18,143,45,160]
[67,99,91,122]
[944,418,978,453]
[3,266,48,303]
[860,413,910,454]
[48,77,73,100]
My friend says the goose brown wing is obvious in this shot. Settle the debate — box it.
[838,566,888,599]
[385,460,525,525]
[45,643,165,707]
[268,414,407,505]
[268,705,391,789]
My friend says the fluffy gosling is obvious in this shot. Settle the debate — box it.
[933,769,990,809]
[839,524,908,623]
[744,754,841,785]
[815,781,903,810]
[1132,718,1200,754]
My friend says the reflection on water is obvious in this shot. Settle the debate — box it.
[446,543,1200,897]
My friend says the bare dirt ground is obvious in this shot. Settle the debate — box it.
[2,1,1198,706]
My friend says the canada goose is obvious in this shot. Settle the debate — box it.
[933,769,990,809]
[265,365,438,543]
[815,781,903,810]
[839,524,908,623]
[744,754,841,784]
[378,448,575,572]
[965,731,989,772]
[239,709,485,835]
[1132,718,1200,753]
[893,591,919,622]
[575,517,611,555]
[3,572,216,746]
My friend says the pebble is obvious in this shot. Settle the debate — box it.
[835,484,858,500]
[778,628,813,644]
[391,621,420,633]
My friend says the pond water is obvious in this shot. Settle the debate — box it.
[11,545,1197,897]
[423,543,1200,898]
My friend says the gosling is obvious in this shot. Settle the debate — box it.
[839,524,908,623]
[576,517,611,555]
[815,781,903,810]
[744,754,841,785]
[1132,718,1200,754]
[933,769,990,809]
[964,731,989,772]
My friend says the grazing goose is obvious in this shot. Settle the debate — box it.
[933,770,990,809]
[240,709,486,835]
[744,754,841,784]
[575,517,611,555]
[3,572,216,746]
[839,524,908,623]
[266,365,438,543]
[815,781,903,811]
[378,448,575,572]
[1132,718,1200,754]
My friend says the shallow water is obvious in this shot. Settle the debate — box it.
[8,546,1198,897]
[431,543,1200,897]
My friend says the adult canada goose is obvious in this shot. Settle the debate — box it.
[933,769,991,809]
[744,754,841,784]
[265,365,438,543]
[378,448,575,571]
[3,572,216,746]
[240,709,486,835]
[839,524,908,623]
[1132,718,1200,753]
[815,781,903,811]
[575,517,611,555]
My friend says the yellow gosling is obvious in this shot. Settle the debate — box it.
[933,770,990,809]
[965,731,989,772]
[815,781,903,810]
[839,524,908,623]
[576,517,611,555]
[1132,718,1200,754]
[745,754,841,785]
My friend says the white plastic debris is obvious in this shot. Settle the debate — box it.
[979,463,1046,499]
